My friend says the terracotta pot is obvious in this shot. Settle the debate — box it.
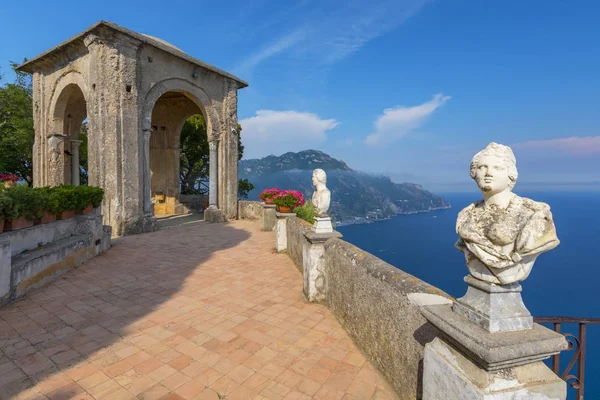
[277,205,293,213]
[56,210,75,220]
[76,204,93,215]
[40,211,57,224]
[264,197,274,205]
[3,181,16,189]
[4,217,34,231]
[0,219,4,234]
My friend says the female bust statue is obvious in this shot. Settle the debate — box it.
[311,169,331,218]
[455,142,559,285]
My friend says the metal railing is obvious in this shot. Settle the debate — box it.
[534,316,600,400]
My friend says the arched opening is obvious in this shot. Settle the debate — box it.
[51,83,88,186]
[149,91,208,215]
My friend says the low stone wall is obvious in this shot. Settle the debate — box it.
[178,194,208,213]
[238,200,263,221]
[280,214,451,399]
[286,216,311,273]
[1,208,111,306]
[325,239,449,399]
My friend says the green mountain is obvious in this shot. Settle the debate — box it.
[239,150,450,225]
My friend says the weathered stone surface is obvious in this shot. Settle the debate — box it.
[312,216,334,233]
[238,200,262,221]
[262,204,276,231]
[0,241,10,301]
[286,216,312,273]
[453,275,533,333]
[204,206,224,223]
[275,212,296,253]
[421,304,567,371]
[456,142,559,286]
[302,230,342,302]
[424,338,566,399]
[17,21,247,236]
[323,238,451,399]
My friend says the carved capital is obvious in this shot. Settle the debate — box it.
[209,140,218,151]
[143,130,151,142]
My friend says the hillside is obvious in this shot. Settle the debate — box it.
[239,150,450,225]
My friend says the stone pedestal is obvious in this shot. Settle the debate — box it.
[302,230,342,302]
[453,275,532,333]
[421,304,568,400]
[0,240,11,302]
[312,216,333,234]
[204,206,224,223]
[275,212,296,253]
[262,204,276,231]
[423,338,566,400]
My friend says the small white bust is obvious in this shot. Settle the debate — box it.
[455,142,560,285]
[311,169,331,218]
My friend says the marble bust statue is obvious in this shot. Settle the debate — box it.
[311,169,331,218]
[455,142,559,285]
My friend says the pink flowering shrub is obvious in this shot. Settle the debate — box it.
[259,188,281,201]
[0,173,19,184]
[273,190,305,209]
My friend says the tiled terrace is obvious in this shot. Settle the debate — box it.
[0,220,398,400]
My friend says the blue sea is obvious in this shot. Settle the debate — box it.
[338,192,600,399]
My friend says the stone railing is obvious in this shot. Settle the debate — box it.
[280,214,451,399]
[0,208,111,306]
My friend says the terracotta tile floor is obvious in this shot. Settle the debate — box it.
[0,220,398,400]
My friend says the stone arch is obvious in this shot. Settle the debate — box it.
[46,72,89,186]
[142,78,220,142]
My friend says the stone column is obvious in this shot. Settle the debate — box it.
[209,140,218,207]
[143,130,152,215]
[204,140,224,223]
[302,230,342,302]
[70,140,82,186]
[262,203,276,231]
[275,212,296,252]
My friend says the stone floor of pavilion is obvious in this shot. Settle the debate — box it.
[0,220,398,400]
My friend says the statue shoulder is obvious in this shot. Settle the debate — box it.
[458,200,481,217]
[520,196,552,214]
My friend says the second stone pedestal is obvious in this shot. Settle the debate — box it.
[302,230,342,302]
[262,204,276,231]
[275,212,296,253]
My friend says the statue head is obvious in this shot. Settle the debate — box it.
[312,169,327,188]
[470,142,518,194]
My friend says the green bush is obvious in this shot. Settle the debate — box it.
[294,202,315,224]
[0,185,105,220]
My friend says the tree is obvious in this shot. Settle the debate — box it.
[179,114,253,198]
[0,61,34,185]
[79,122,89,185]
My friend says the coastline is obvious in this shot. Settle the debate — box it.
[335,204,452,228]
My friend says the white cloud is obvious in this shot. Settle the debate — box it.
[512,136,600,156]
[240,110,340,159]
[365,93,451,146]
[235,0,431,71]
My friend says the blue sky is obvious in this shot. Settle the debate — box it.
[1,0,599,192]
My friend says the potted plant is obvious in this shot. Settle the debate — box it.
[273,190,305,213]
[0,191,19,234]
[1,185,42,231]
[52,186,78,220]
[0,173,19,189]
[76,186,104,214]
[294,202,316,224]
[34,187,59,224]
[259,188,281,205]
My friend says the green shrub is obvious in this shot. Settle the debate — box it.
[0,191,19,220]
[2,185,45,220]
[294,202,315,224]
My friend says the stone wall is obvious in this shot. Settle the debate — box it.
[281,215,451,399]
[238,201,263,221]
[286,216,311,273]
[0,209,111,306]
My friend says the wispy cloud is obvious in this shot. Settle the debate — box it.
[240,110,340,159]
[235,0,431,72]
[512,136,600,156]
[364,93,451,146]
